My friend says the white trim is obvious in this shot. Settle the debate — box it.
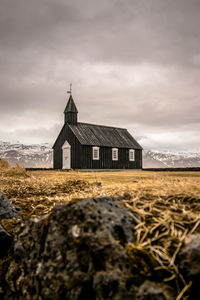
[62,141,71,169]
[112,148,118,161]
[62,141,71,149]
[92,146,100,160]
[129,149,135,161]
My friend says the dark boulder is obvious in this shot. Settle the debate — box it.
[177,234,200,298]
[136,280,176,300]
[0,191,19,258]
[6,196,140,300]
[0,191,20,221]
[0,224,13,258]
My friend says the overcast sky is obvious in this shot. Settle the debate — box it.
[0,0,200,152]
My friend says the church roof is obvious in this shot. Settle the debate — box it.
[68,122,142,149]
[64,95,78,113]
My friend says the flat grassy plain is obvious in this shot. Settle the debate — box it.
[1,167,199,218]
[1,162,200,298]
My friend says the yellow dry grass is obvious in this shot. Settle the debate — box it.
[0,163,200,298]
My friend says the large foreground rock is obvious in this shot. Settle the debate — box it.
[0,191,20,257]
[0,224,13,258]
[177,234,200,298]
[136,280,176,300]
[0,191,20,220]
[6,196,140,300]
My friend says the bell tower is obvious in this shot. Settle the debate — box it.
[64,84,78,125]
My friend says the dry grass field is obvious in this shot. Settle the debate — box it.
[1,159,200,298]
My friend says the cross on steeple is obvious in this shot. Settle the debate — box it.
[67,83,72,95]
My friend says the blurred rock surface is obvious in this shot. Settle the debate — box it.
[136,280,176,300]
[2,195,199,299]
[6,196,140,300]
[0,224,13,258]
[177,234,200,298]
[0,191,20,220]
[0,191,20,258]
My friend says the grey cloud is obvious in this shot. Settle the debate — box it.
[1,0,200,66]
[0,124,60,144]
[0,0,200,151]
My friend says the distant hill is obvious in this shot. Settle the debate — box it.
[0,141,200,168]
[143,150,200,168]
[0,141,52,168]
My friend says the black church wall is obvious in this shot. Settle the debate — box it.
[53,124,81,169]
[53,127,65,169]
[54,135,142,169]
[135,149,143,169]
[79,146,142,169]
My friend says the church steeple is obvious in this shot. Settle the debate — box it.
[64,94,78,125]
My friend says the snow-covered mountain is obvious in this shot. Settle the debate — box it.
[0,141,200,168]
[143,150,200,168]
[0,141,53,168]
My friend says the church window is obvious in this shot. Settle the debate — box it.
[112,148,118,161]
[93,147,100,160]
[129,149,135,161]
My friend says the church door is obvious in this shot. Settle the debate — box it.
[62,141,71,169]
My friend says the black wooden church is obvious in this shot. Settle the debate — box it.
[53,93,142,169]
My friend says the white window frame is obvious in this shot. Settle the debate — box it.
[129,149,135,161]
[92,146,100,160]
[112,148,118,161]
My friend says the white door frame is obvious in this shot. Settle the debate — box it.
[62,141,71,169]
